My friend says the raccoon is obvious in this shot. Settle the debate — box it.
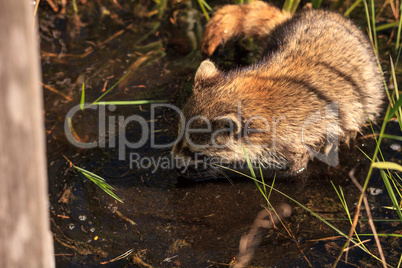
[172,1,384,175]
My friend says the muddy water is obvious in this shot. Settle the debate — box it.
[39,0,401,267]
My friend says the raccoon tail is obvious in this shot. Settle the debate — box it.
[201,1,291,56]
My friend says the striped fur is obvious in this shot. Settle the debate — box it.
[173,3,384,174]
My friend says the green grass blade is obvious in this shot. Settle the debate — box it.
[267,174,276,201]
[312,0,322,9]
[68,161,124,203]
[214,164,381,259]
[242,146,265,198]
[358,233,402,237]
[361,97,391,205]
[290,0,300,14]
[362,0,391,102]
[72,0,78,12]
[201,0,212,11]
[357,146,373,161]
[258,163,266,195]
[95,100,167,105]
[376,22,399,32]
[74,166,107,182]
[331,182,349,219]
[75,170,123,203]
[386,95,402,121]
[370,0,377,51]
[379,170,402,220]
[80,171,111,189]
[197,0,210,20]
[242,145,256,179]
[282,0,293,12]
[80,171,123,203]
[372,161,402,172]
[283,0,300,14]
[389,174,402,201]
[236,147,389,260]
[344,0,362,17]
[396,1,402,50]
[80,83,85,110]
[363,0,373,44]
[396,46,402,70]
[92,71,131,104]
[387,58,402,128]
[330,182,370,253]
[383,134,402,141]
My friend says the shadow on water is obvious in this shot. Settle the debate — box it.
[39,0,402,267]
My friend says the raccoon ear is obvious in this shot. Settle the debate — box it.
[194,60,219,84]
[213,115,240,134]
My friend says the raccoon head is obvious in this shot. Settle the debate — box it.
[172,60,285,170]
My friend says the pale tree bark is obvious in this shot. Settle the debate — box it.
[0,1,55,268]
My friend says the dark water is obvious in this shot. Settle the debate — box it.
[39,0,401,267]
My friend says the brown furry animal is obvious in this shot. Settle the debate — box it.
[172,1,384,175]
[201,1,291,56]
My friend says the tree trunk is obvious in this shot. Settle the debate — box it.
[0,1,55,267]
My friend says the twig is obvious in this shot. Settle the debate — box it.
[100,248,134,264]
[230,203,292,268]
[112,0,124,10]
[41,82,72,101]
[348,168,387,268]
[53,234,108,257]
[40,23,134,59]
[343,239,371,251]
[115,209,137,226]
[98,23,134,47]
[32,0,41,30]
[45,0,59,12]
